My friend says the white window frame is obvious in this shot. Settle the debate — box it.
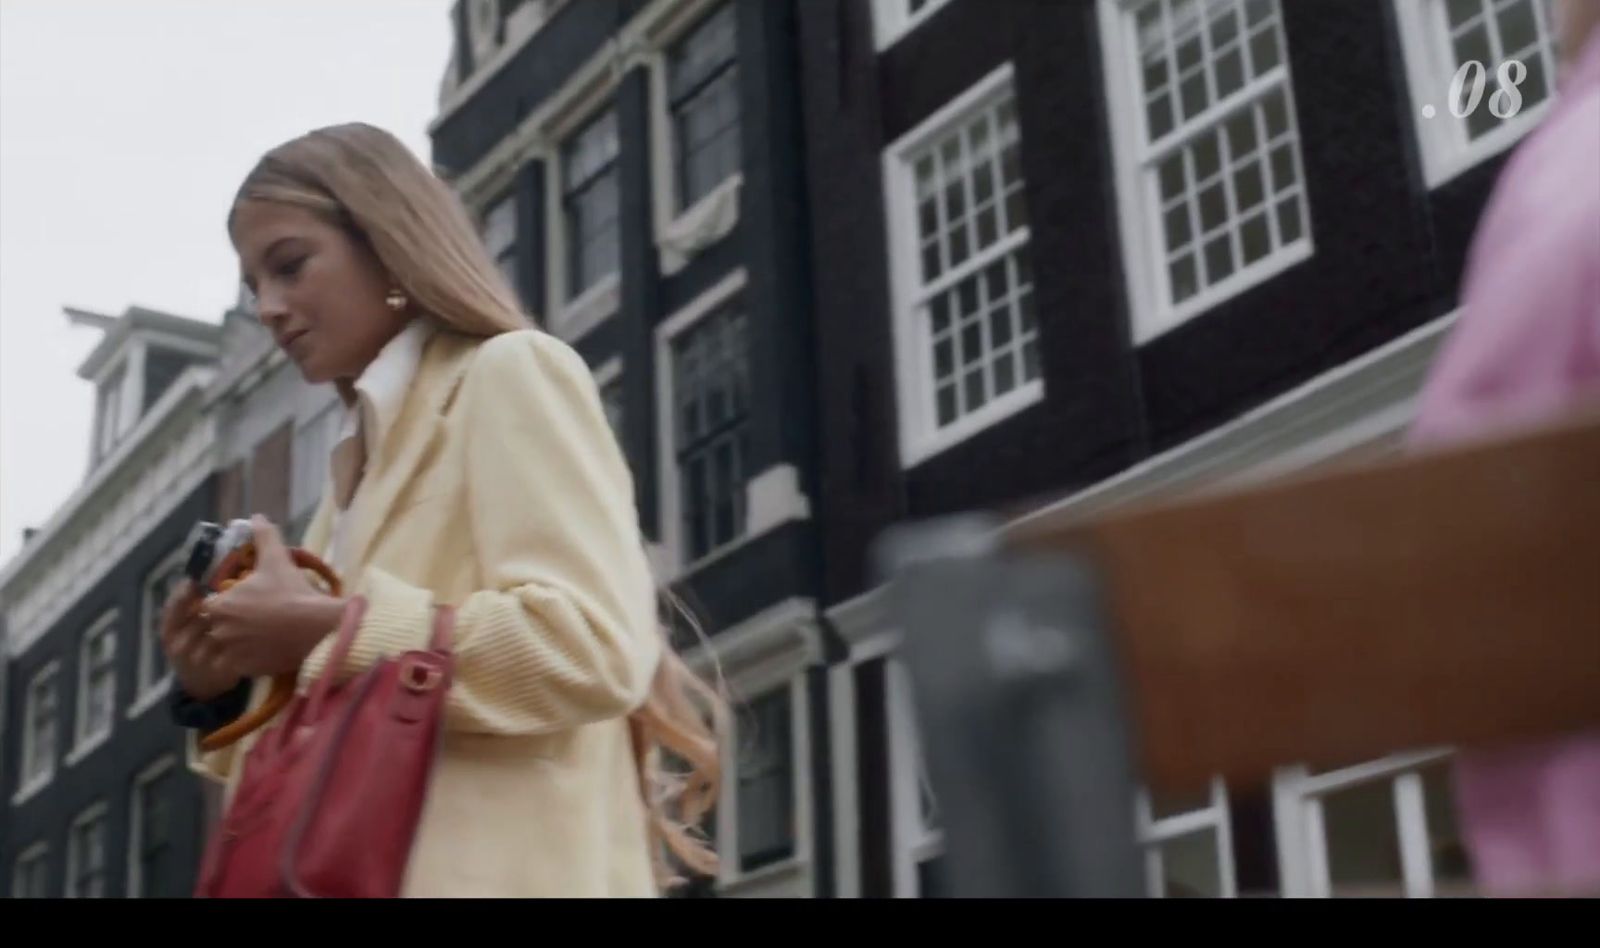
[1272,748,1459,898]
[882,62,1045,469]
[481,188,521,302]
[544,92,623,344]
[65,800,110,899]
[16,659,61,803]
[886,659,945,897]
[646,0,745,276]
[128,755,177,898]
[872,0,957,50]
[72,609,119,758]
[654,268,753,578]
[594,355,625,444]
[1098,0,1316,344]
[1394,0,1559,189]
[1135,776,1238,897]
[687,601,819,895]
[12,842,50,899]
[131,548,182,716]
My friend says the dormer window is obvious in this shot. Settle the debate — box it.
[95,364,132,461]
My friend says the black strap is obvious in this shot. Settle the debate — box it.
[169,678,252,732]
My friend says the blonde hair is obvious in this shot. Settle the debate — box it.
[230,122,730,888]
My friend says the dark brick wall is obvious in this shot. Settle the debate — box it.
[795,0,1504,604]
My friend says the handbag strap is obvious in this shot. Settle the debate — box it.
[427,603,456,655]
[303,596,370,728]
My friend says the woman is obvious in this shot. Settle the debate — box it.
[1409,0,1600,897]
[160,123,725,897]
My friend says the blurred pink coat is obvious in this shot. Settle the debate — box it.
[1407,32,1600,897]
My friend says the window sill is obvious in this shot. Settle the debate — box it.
[549,273,620,344]
[1135,238,1315,345]
[719,853,808,895]
[658,175,743,276]
[66,729,112,767]
[127,677,173,719]
[900,377,1046,470]
[1423,102,1551,190]
[663,487,810,584]
[12,771,52,807]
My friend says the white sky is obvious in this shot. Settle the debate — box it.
[0,0,455,568]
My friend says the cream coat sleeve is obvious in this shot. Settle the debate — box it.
[297,330,662,735]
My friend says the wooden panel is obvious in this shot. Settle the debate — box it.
[215,461,246,523]
[1009,408,1600,794]
[249,421,293,527]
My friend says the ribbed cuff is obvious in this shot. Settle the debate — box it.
[298,566,434,691]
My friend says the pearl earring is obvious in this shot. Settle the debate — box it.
[385,288,408,312]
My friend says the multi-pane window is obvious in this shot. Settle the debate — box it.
[12,846,49,899]
[668,4,741,211]
[78,617,117,745]
[132,760,181,897]
[672,302,750,562]
[23,663,60,787]
[1437,0,1557,142]
[1136,777,1238,897]
[892,77,1040,459]
[67,806,108,898]
[1396,0,1558,186]
[1131,0,1310,311]
[140,555,182,696]
[562,108,621,300]
[736,688,795,872]
[483,193,519,302]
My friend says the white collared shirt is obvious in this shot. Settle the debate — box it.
[325,318,434,568]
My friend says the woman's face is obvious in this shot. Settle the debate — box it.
[232,200,406,386]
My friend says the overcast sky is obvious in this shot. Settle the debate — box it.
[0,0,455,568]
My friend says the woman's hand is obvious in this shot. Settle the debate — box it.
[202,515,348,680]
[160,579,242,702]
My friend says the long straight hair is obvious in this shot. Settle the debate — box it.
[229,122,728,887]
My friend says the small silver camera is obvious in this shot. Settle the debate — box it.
[183,519,255,593]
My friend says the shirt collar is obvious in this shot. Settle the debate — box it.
[345,317,433,458]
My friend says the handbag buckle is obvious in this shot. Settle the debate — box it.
[401,661,443,693]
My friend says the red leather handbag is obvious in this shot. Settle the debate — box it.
[193,597,455,898]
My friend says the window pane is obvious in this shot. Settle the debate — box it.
[1277,194,1303,243]
[1157,830,1225,897]
[1241,210,1272,264]
[1234,160,1265,212]
[1204,232,1235,283]
[737,690,795,871]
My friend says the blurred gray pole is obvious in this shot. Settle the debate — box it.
[875,515,1147,898]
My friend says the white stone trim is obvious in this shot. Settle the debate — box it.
[1,367,213,591]
[4,374,216,658]
[1004,310,1459,533]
